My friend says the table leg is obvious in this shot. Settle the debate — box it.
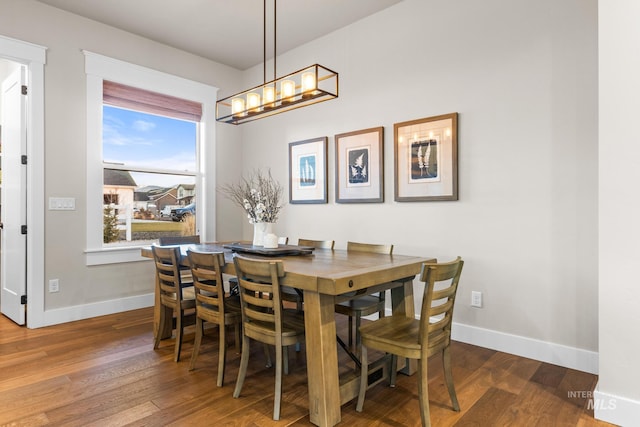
[303,290,341,427]
[391,278,417,375]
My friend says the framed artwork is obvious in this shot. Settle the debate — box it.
[335,126,384,203]
[394,113,458,201]
[288,136,328,204]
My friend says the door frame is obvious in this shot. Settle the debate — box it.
[0,35,46,328]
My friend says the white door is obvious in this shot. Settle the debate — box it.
[1,66,27,325]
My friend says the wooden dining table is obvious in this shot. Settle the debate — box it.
[141,242,432,427]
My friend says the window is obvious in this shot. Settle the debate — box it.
[102,98,198,246]
[84,52,218,265]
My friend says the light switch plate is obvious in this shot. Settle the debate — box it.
[49,197,76,210]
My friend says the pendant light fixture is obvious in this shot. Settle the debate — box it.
[216,0,339,125]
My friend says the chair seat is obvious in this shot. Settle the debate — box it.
[360,316,419,357]
[335,295,385,317]
[197,293,240,310]
[359,316,449,360]
[161,287,196,310]
[198,295,242,324]
[243,309,305,346]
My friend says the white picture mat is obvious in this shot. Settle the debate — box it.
[290,138,326,202]
[336,131,382,200]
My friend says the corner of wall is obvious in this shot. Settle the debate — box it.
[594,382,640,426]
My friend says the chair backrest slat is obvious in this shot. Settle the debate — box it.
[347,241,393,255]
[298,238,335,249]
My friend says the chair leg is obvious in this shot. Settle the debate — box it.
[390,354,398,387]
[347,315,354,347]
[233,335,251,398]
[442,346,460,411]
[154,305,167,350]
[355,313,362,359]
[174,309,183,362]
[217,323,227,387]
[283,345,289,375]
[273,342,283,420]
[417,356,431,427]
[189,317,203,370]
[356,344,368,412]
[263,343,272,367]
[234,323,241,353]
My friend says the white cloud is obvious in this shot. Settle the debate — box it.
[132,120,156,132]
[103,120,154,147]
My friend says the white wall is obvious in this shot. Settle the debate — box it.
[0,0,243,318]
[597,0,640,425]
[235,0,599,371]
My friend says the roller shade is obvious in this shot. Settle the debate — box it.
[103,80,202,122]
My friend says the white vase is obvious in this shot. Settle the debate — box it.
[252,222,273,246]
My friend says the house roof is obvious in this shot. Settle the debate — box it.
[104,169,137,187]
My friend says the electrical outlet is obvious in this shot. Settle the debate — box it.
[471,291,482,308]
[49,279,59,293]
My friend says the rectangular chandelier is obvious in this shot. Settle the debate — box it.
[216,64,338,125]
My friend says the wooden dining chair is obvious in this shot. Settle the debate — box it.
[187,249,242,387]
[356,257,464,427]
[335,241,393,358]
[151,245,196,362]
[232,254,306,421]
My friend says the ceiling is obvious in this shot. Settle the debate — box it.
[35,0,403,70]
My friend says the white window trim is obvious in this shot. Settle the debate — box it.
[84,51,218,265]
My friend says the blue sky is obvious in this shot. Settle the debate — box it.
[103,105,197,187]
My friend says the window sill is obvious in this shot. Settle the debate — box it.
[85,245,152,266]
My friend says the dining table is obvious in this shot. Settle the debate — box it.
[141,242,433,427]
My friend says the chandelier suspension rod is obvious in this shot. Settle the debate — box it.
[274,0,277,83]
[263,0,266,84]
[263,0,277,85]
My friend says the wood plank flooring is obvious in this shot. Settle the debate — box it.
[0,308,614,426]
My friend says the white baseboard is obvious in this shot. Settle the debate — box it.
[594,382,640,426]
[40,293,154,327]
[450,321,599,374]
[377,308,599,374]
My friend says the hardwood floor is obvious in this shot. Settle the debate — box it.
[0,308,614,426]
